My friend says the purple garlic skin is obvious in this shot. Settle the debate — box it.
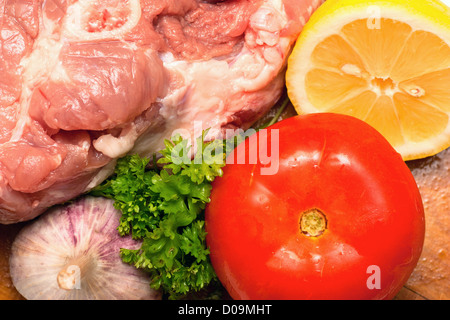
[9,196,161,300]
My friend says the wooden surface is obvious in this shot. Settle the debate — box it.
[0,223,25,300]
[398,147,450,300]
[0,141,449,301]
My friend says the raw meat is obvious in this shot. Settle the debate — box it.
[0,0,323,224]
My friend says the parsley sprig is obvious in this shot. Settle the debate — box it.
[90,131,227,299]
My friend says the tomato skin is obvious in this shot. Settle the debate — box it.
[205,113,425,300]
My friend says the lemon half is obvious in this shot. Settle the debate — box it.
[286,0,450,161]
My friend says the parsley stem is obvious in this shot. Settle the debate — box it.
[266,95,290,128]
[256,94,291,130]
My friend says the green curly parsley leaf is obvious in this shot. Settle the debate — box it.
[89,131,227,299]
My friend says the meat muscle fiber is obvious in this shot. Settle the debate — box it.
[0,0,323,223]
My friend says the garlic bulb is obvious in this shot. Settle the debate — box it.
[9,196,161,300]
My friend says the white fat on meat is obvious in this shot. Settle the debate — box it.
[131,0,300,157]
[62,0,142,41]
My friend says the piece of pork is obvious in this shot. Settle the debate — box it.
[0,0,323,224]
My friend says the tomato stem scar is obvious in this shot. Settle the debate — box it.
[300,208,327,237]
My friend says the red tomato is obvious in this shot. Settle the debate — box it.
[205,113,425,300]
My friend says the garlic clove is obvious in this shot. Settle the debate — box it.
[9,196,161,300]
